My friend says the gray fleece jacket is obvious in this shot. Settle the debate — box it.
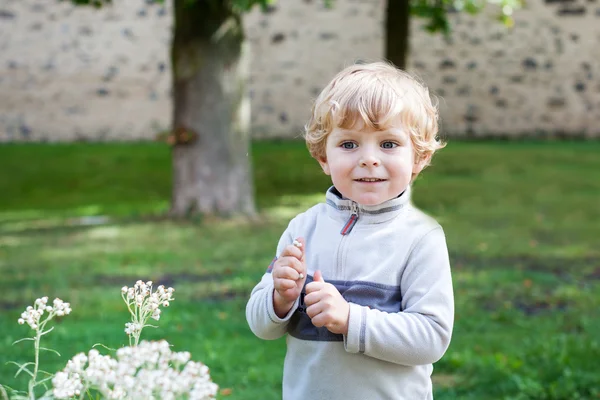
[246,186,454,400]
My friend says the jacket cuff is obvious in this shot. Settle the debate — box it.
[344,303,367,354]
[266,284,299,324]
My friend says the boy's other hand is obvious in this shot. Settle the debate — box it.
[272,237,307,318]
[305,270,350,335]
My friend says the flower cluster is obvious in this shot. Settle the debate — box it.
[9,281,216,400]
[52,340,218,400]
[17,297,71,330]
[122,280,174,321]
[121,280,174,345]
[124,322,142,336]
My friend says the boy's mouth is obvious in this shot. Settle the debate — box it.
[354,178,386,182]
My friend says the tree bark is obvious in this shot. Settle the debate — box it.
[170,0,255,217]
[385,0,410,69]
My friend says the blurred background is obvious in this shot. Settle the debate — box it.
[0,0,599,399]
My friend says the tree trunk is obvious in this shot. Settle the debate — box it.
[170,0,255,217]
[385,0,410,69]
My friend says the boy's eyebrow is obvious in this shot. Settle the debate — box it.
[329,128,355,139]
[383,128,409,140]
[330,127,409,140]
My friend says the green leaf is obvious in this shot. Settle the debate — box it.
[0,384,26,396]
[39,347,61,356]
[38,388,56,400]
[0,385,9,400]
[36,375,55,386]
[410,0,523,37]
[12,337,35,345]
[92,343,117,352]
[7,361,34,378]
[39,326,55,336]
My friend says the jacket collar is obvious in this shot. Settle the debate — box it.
[325,185,412,225]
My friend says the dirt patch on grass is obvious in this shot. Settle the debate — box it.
[514,299,569,316]
[451,254,600,281]
[585,266,600,280]
[192,288,249,302]
[0,300,20,311]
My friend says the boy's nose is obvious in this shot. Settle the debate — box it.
[359,152,381,167]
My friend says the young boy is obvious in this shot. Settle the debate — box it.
[246,61,454,400]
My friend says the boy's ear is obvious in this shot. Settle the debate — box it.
[412,152,431,176]
[318,157,331,175]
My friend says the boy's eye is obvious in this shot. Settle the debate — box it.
[381,141,398,149]
[341,142,357,149]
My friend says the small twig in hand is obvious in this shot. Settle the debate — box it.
[293,240,304,280]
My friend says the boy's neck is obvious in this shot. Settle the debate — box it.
[331,186,407,205]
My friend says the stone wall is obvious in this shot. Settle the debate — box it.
[409,0,600,138]
[0,0,599,141]
[0,0,173,141]
[244,0,384,138]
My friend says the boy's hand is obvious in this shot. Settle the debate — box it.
[272,237,307,318]
[305,270,350,335]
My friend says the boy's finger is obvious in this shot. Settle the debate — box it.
[310,313,327,328]
[305,281,324,294]
[305,302,323,319]
[313,270,325,283]
[274,278,296,291]
[280,244,303,260]
[277,256,305,275]
[303,291,322,307]
[274,265,302,281]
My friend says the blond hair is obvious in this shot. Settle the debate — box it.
[304,61,445,167]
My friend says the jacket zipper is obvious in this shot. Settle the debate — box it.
[336,202,359,278]
[340,202,359,235]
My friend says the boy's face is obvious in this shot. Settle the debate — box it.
[318,122,427,206]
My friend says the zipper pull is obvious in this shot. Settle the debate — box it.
[340,202,359,235]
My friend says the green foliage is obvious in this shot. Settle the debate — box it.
[69,0,278,13]
[230,0,278,14]
[411,0,523,34]
[66,0,522,34]
[65,0,111,8]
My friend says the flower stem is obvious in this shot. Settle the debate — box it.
[28,328,41,400]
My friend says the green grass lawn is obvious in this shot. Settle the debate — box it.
[1,140,599,399]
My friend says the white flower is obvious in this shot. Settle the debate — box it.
[18,296,71,330]
[53,341,218,400]
[124,322,142,335]
[121,280,175,341]
[52,371,84,399]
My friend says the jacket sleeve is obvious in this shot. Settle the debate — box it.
[245,220,300,340]
[343,226,454,366]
